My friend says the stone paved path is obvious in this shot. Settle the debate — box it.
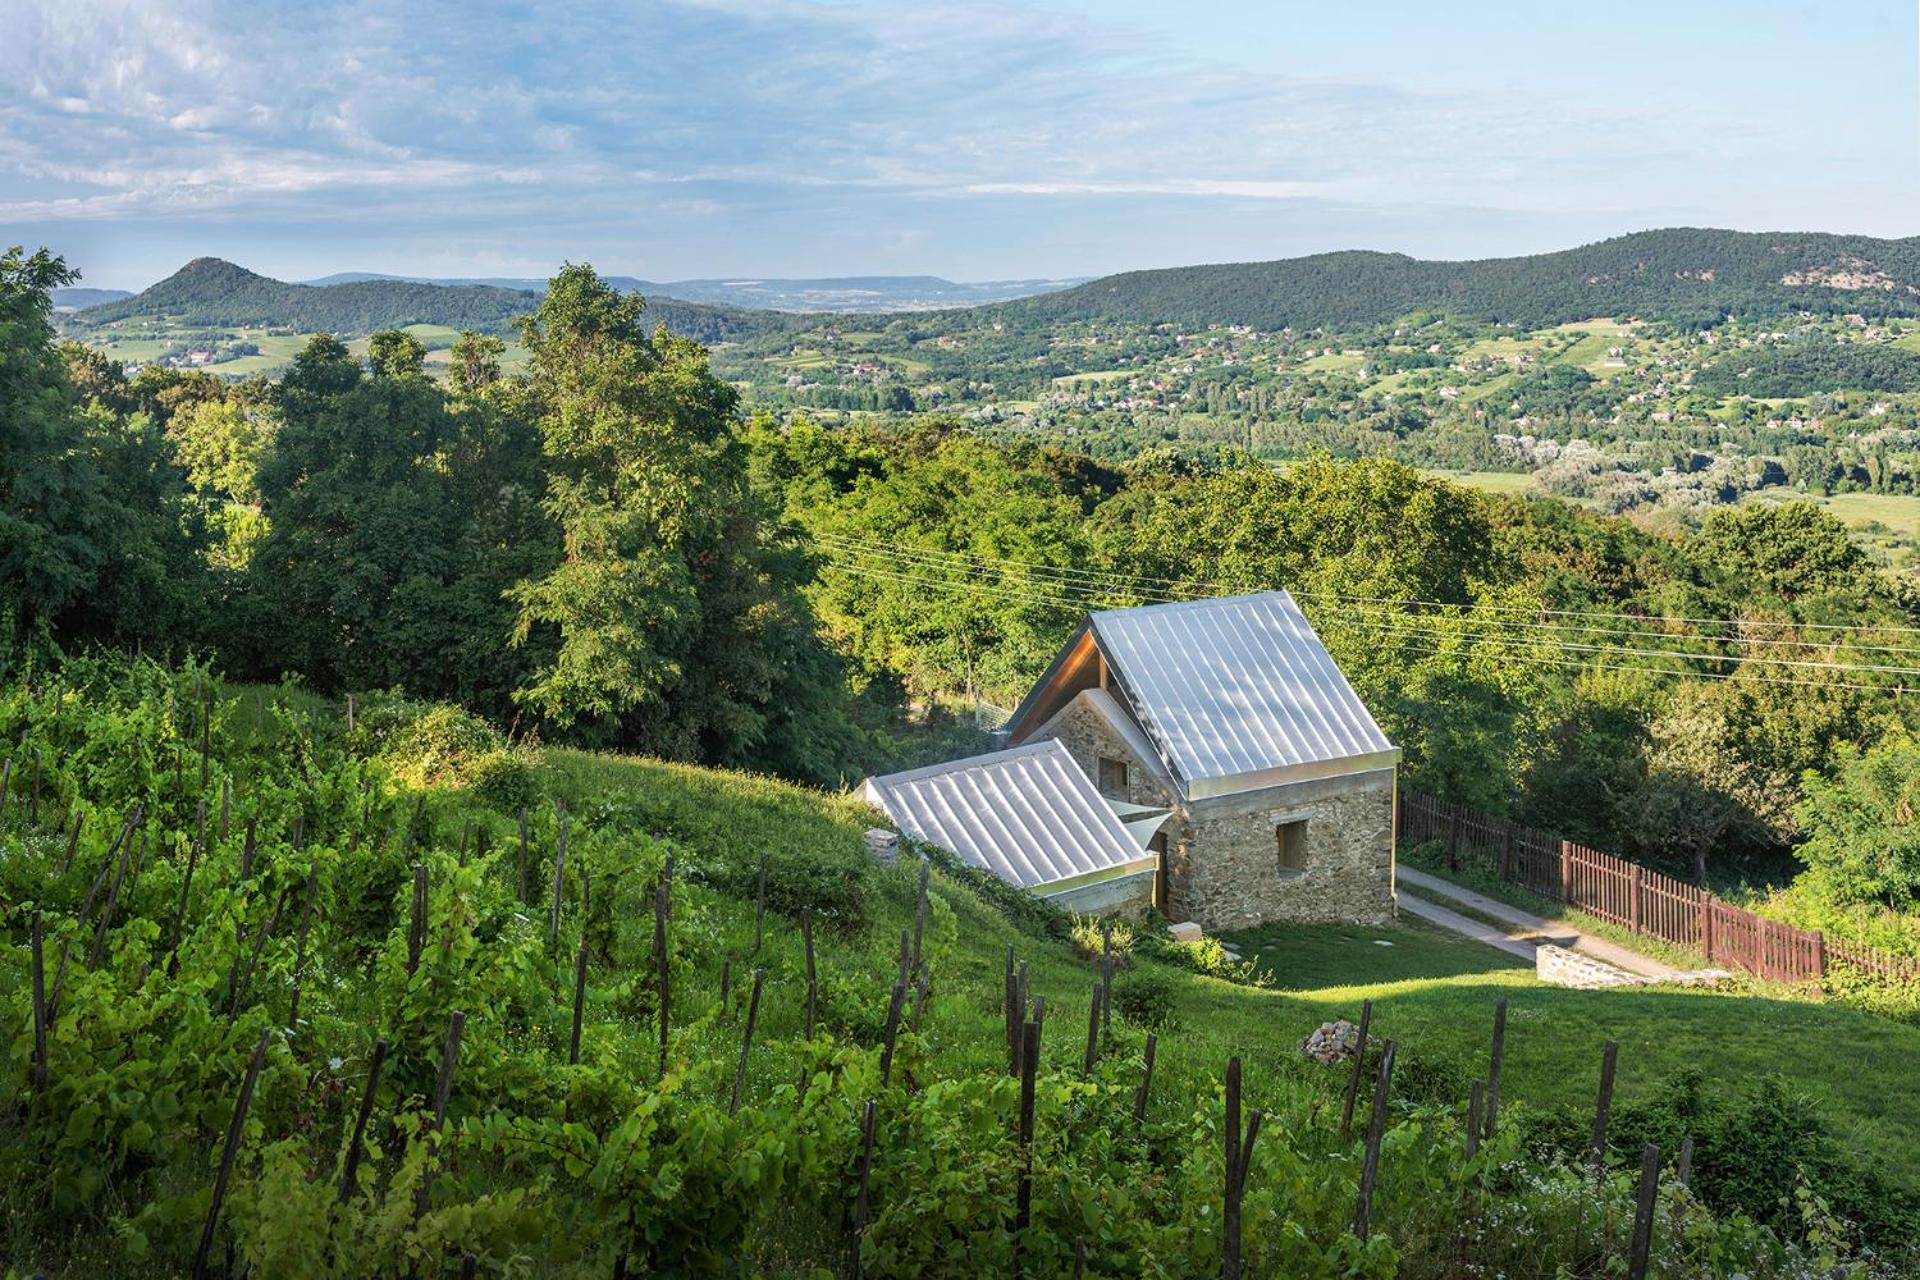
[1397,866,1684,979]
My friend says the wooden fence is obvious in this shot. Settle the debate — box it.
[1398,790,1920,987]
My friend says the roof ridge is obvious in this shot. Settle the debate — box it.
[864,735,1070,788]
[1090,588,1293,620]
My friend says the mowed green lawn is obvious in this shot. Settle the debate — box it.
[1222,915,1920,1183]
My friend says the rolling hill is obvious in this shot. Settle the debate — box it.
[62,257,802,343]
[301,270,1084,312]
[49,286,133,311]
[996,228,1920,332]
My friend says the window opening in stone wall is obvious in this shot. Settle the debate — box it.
[1277,819,1308,875]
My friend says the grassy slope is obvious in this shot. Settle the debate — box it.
[540,746,1920,1186]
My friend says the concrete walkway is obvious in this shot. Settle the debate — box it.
[1397,866,1682,978]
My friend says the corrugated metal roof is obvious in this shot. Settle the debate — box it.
[859,739,1155,891]
[1089,591,1396,796]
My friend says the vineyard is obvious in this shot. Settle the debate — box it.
[0,655,1904,1277]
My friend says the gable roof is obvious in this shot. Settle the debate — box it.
[858,738,1155,893]
[1008,591,1397,801]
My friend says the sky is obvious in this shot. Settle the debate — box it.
[3,0,1918,290]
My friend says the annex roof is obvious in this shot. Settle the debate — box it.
[858,738,1155,893]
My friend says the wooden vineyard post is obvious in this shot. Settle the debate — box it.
[910,965,930,1035]
[415,1010,466,1219]
[1465,1080,1484,1159]
[729,968,766,1115]
[1676,1135,1694,1189]
[407,864,428,977]
[1222,1056,1262,1280]
[229,887,287,1020]
[549,800,569,948]
[655,855,673,1078]
[895,929,911,990]
[1590,1039,1619,1183]
[851,1099,878,1280]
[1004,945,1018,1075]
[288,865,320,1029]
[337,1039,389,1203]
[1133,1032,1157,1122]
[720,959,732,1020]
[569,929,591,1066]
[1340,998,1373,1140]
[1083,982,1102,1076]
[878,980,907,1087]
[1626,1142,1662,1280]
[1485,997,1508,1137]
[1013,1019,1039,1279]
[191,1028,271,1280]
[61,809,84,874]
[29,912,48,1091]
[910,857,930,976]
[1352,1039,1397,1240]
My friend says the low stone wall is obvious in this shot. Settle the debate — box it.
[1536,944,1730,990]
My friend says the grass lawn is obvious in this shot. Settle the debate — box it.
[1222,914,1920,1182]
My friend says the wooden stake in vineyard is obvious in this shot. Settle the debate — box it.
[568,928,591,1066]
[754,852,769,954]
[29,912,48,1091]
[851,1099,878,1280]
[1013,1018,1040,1279]
[406,863,428,977]
[910,856,929,975]
[549,799,569,947]
[338,1039,389,1203]
[191,1028,271,1280]
[1352,1039,1398,1240]
[1222,1056,1263,1280]
[1133,1032,1157,1122]
[802,907,818,1040]
[1485,997,1508,1138]
[1590,1039,1619,1183]
[415,1010,467,1219]
[1627,1142,1662,1280]
[879,980,907,1086]
[1340,998,1373,1140]
[729,968,766,1115]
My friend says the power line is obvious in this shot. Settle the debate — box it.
[802,526,1920,638]
[821,557,1913,693]
[815,541,1920,676]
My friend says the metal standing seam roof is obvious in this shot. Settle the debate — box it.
[859,738,1155,892]
[1088,591,1397,795]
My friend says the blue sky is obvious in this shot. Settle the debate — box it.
[3,0,1917,289]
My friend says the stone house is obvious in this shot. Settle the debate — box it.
[999,592,1400,930]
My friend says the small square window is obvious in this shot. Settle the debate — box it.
[1098,756,1129,797]
[1277,819,1308,874]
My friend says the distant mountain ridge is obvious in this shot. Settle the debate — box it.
[995,228,1920,331]
[299,271,1084,312]
[63,258,799,343]
[50,286,133,310]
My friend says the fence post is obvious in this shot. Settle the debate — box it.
[1629,865,1642,935]
[1446,809,1462,871]
[1499,829,1514,883]
[1558,840,1573,903]
[1813,929,1828,980]
[1701,898,1714,964]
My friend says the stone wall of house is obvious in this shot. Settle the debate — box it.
[1034,695,1175,808]
[1173,773,1396,930]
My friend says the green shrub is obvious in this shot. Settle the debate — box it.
[1134,927,1272,988]
[1069,913,1134,967]
[362,696,539,811]
[1110,968,1177,1029]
